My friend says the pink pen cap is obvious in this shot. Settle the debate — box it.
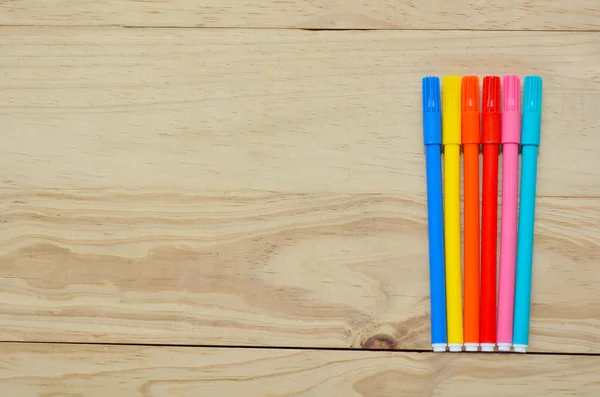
[502,75,521,144]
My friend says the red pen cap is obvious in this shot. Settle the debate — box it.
[461,76,480,144]
[482,76,501,144]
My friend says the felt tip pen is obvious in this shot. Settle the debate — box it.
[422,77,448,352]
[497,74,521,352]
[461,76,480,352]
[480,76,501,352]
[513,76,543,353]
[442,76,463,352]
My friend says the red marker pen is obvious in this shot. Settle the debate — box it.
[480,76,501,352]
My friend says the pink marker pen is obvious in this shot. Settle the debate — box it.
[497,75,521,351]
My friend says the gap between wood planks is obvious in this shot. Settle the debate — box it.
[0,25,599,33]
[2,340,599,357]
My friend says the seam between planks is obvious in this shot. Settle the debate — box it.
[2,340,598,357]
[0,25,600,33]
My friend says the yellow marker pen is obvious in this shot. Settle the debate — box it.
[442,76,463,351]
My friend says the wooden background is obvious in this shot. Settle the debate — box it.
[1,1,599,395]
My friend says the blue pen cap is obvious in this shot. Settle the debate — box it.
[422,76,442,145]
[521,76,543,146]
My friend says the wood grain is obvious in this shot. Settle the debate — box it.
[1,28,599,196]
[2,2,599,395]
[0,191,598,353]
[1,1,599,30]
[1,343,600,396]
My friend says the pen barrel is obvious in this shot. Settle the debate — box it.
[502,112,521,144]
[480,143,499,344]
[425,144,447,345]
[482,113,501,144]
[497,143,520,344]
[463,143,480,344]
[522,114,541,146]
[513,146,539,346]
[444,144,463,344]
[462,113,481,144]
[423,113,442,145]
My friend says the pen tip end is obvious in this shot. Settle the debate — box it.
[443,76,461,113]
[524,76,543,114]
[461,76,479,112]
[483,76,501,113]
[503,74,521,112]
[422,76,441,114]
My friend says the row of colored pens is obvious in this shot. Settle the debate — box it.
[422,75,543,353]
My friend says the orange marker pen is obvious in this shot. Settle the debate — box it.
[461,76,481,351]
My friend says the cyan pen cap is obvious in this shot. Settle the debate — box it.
[422,76,442,146]
[521,76,543,146]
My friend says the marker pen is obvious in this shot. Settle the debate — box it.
[513,76,543,353]
[442,76,463,352]
[480,76,501,352]
[422,76,448,352]
[461,76,480,352]
[497,75,521,351]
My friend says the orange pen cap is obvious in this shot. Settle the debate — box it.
[461,76,480,144]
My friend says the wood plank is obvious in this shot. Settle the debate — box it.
[1,191,598,353]
[1,1,599,30]
[1,343,599,396]
[1,28,599,196]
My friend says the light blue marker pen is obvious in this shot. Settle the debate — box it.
[513,76,543,353]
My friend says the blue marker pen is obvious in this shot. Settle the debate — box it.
[422,76,447,352]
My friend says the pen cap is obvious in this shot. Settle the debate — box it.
[442,76,461,145]
[422,76,442,145]
[521,76,543,146]
[502,75,521,144]
[482,76,501,144]
[461,76,480,144]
